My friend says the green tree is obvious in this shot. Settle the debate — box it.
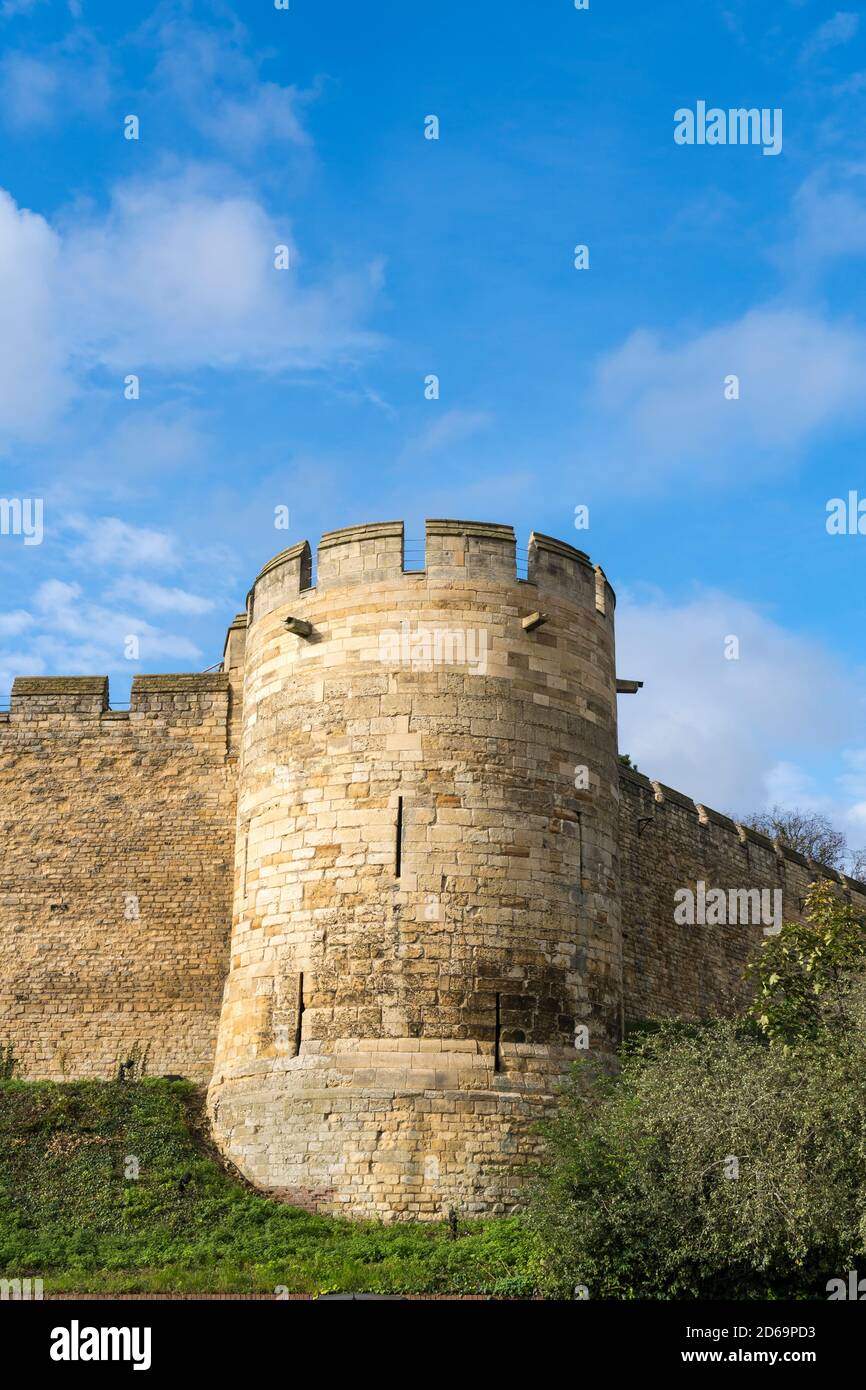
[738,806,865,881]
[746,881,866,1046]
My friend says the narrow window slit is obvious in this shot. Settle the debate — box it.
[395,796,403,878]
[494,992,502,1073]
[294,972,305,1055]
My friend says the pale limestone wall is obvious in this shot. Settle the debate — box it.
[620,767,866,1024]
[0,675,236,1079]
[208,519,622,1217]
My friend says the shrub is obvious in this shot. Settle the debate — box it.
[529,989,866,1299]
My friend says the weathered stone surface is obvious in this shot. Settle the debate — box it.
[619,769,866,1022]
[0,674,235,1079]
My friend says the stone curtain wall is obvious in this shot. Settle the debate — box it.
[208,519,622,1218]
[619,766,866,1025]
[0,675,236,1080]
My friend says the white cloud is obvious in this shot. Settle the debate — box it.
[0,33,111,128]
[839,747,866,797]
[800,11,859,65]
[763,759,823,810]
[105,577,215,615]
[146,13,312,156]
[0,608,32,635]
[784,166,866,269]
[616,587,866,816]
[63,169,382,373]
[589,306,866,485]
[750,749,866,869]
[31,579,76,610]
[836,748,866,843]
[65,516,179,570]
[834,70,866,95]
[0,55,58,125]
[0,578,204,700]
[204,84,311,154]
[28,578,201,658]
[403,409,493,458]
[0,189,73,441]
[0,170,382,443]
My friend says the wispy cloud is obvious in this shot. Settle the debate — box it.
[0,31,111,127]
[402,409,493,459]
[64,516,179,570]
[31,579,200,660]
[105,577,215,615]
[0,0,45,18]
[781,164,866,272]
[0,578,203,700]
[0,609,32,636]
[585,305,866,487]
[64,167,383,373]
[143,8,314,156]
[800,10,859,65]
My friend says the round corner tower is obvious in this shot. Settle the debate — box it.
[208,519,621,1219]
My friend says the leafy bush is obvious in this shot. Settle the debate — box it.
[529,989,866,1298]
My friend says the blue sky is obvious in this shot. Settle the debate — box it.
[1,0,865,855]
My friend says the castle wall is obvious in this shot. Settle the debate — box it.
[619,767,866,1024]
[208,520,622,1218]
[0,675,236,1079]
[3,518,865,1220]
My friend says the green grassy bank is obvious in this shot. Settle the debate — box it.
[0,1079,539,1296]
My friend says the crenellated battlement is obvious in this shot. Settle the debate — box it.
[4,673,230,727]
[619,765,866,899]
[244,519,615,631]
[8,676,109,717]
[619,764,866,1028]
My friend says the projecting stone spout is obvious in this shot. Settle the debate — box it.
[207,520,622,1219]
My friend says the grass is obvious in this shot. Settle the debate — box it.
[0,1078,540,1296]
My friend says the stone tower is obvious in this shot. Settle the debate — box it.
[207,520,621,1218]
